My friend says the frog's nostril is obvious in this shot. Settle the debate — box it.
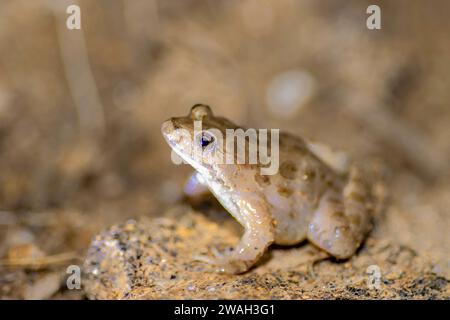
[173,121,181,129]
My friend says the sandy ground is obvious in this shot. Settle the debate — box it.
[83,208,448,299]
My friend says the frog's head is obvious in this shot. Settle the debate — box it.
[161,104,238,176]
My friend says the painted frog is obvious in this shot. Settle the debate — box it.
[161,104,373,274]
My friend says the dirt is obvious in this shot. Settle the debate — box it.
[0,0,449,299]
[83,208,448,299]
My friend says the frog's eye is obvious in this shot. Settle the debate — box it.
[197,131,215,148]
[190,104,213,120]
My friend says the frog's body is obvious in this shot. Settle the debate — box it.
[162,104,373,274]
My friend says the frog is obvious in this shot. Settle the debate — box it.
[161,104,374,274]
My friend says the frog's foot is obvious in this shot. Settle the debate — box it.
[193,196,275,274]
[193,246,255,274]
[192,247,227,266]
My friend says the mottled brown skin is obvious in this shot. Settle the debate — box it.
[162,104,373,274]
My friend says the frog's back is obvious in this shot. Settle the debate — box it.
[257,131,343,245]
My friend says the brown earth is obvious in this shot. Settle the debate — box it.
[83,208,448,299]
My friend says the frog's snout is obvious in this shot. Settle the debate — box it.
[161,119,175,137]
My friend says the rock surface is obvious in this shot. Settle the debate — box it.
[84,207,448,300]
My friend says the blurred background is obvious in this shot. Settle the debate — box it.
[0,0,448,299]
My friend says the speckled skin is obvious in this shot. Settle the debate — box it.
[161,104,373,274]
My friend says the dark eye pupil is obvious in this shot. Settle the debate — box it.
[200,133,213,147]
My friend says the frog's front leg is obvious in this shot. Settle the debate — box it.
[307,167,372,259]
[198,194,275,274]
[184,172,210,197]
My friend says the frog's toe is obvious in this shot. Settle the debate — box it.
[210,246,225,259]
[192,248,228,267]
[192,250,250,274]
[192,253,223,273]
[213,258,251,274]
[192,253,215,264]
